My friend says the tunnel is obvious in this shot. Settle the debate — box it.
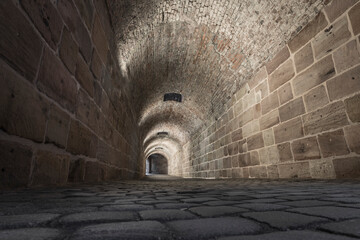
[0,0,360,239]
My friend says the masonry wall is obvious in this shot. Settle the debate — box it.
[185,1,360,179]
[0,0,140,189]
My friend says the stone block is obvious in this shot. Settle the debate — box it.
[278,162,311,178]
[92,16,108,63]
[45,104,70,148]
[263,129,275,146]
[260,110,279,131]
[32,150,70,186]
[249,67,267,89]
[259,146,279,165]
[59,28,78,75]
[84,161,105,182]
[294,43,314,73]
[349,2,360,35]
[234,100,243,117]
[313,16,351,59]
[37,47,77,113]
[327,65,360,101]
[310,159,336,179]
[318,129,350,157]
[0,228,60,240]
[268,59,295,92]
[76,89,99,132]
[344,124,360,153]
[21,0,63,50]
[76,55,95,97]
[274,117,304,144]
[302,101,349,135]
[278,82,293,105]
[279,97,305,122]
[231,128,242,142]
[320,219,360,238]
[277,142,293,162]
[261,91,279,115]
[288,12,328,53]
[0,1,42,81]
[293,55,335,96]
[249,166,267,178]
[0,140,33,188]
[333,157,360,178]
[324,0,358,23]
[250,151,260,166]
[290,206,360,220]
[91,51,103,80]
[255,80,269,100]
[266,46,290,75]
[74,0,94,30]
[66,120,97,157]
[247,133,264,151]
[68,158,85,182]
[267,165,279,178]
[58,0,92,62]
[345,94,360,123]
[333,40,360,73]
[291,137,321,161]
[0,62,49,142]
[304,85,329,112]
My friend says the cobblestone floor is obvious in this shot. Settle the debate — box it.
[1,175,360,239]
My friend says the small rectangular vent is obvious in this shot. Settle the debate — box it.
[157,132,168,136]
[164,93,182,102]
[155,147,163,150]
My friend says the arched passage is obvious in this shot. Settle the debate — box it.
[146,153,168,175]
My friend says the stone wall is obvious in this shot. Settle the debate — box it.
[185,1,360,179]
[0,0,140,189]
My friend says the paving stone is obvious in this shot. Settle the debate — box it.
[59,211,137,224]
[321,197,360,204]
[205,200,241,206]
[71,221,169,240]
[139,209,196,221]
[0,213,59,229]
[320,219,360,238]
[289,206,360,220]
[100,204,154,211]
[280,200,335,207]
[219,230,358,240]
[189,206,246,217]
[0,228,60,240]
[182,197,219,203]
[243,211,328,230]
[235,203,289,211]
[167,217,261,239]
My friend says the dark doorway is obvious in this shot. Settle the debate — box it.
[146,154,168,175]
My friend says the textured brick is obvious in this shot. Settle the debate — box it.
[84,161,105,182]
[293,55,335,96]
[313,17,351,59]
[266,46,290,75]
[318,129,349,157]
[68,158,86,182]
[261,91,279,115]
[267,165,279,178]
[263,129,275,146]
[249,166,267,178]
[259,146,279,165]
[278,82,293,105]
[324,0,359,23]
[0,1,42,81]
[277,142,293,162]
[268,59,295,92]
[255,80,269,100]
[304,85,329,112]
[279,97,305,122]
[302,101,349,135]
[0,214,60,229]
[247,133,264,151]
[45,104,70,148]
[278,162,311,178]
[76,55,95,97]
[333,157,360,178]
[349,2,360,35]
[249,67,267,89]
[344,124,360,154]
[274,117,304,144]
[291,137,320,161]
[76,89,100,132]
[0,62,49,142]
[92,16,108,63]
[32,150,70,186]
[333,40,360,73]
[250,151,260,166]
[345,94,360,122]
[0,228,60,240]
[231,128,242,142]
[59,28,78,75]
[288,12,328,53]
[294,43,314,73]
[91,51,103,80]
[310,159,336,179]
[67,120,97,157]
[0,140,33,188]
[74,0,94,30]
[37,47,77,113]
[327,65,360,101]
[21,0,63,50]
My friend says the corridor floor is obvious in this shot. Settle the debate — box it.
[0,176,360,239]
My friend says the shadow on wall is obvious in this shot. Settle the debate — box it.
[146,154,168,175]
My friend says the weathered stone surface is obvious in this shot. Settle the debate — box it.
[21,0,63,50]
[320,219,360,238]
[261,91,279,115]
[59,28,78,75]
[76,89,99,132]
[249,67,267,90]
[302,101,349,135]
[260,110,279,131]
[84,161,105,183]
[313,16,351,59]
[249,166,267,178]
[344,124,360,154]
[0,62,49,142]
[0,1,43,81]
[278,83,293,105]
[263,129,275,146]
[277,142,293,162]
[247,133,264,151]
[140,209,195,220]
[59,211,136,224]
[231,128,242,142]
[278,162,311,178]
[324,0,359,23]
[189,206,245,217]
[327,65,360,101]
[279,97,305,122]
[45,104,70,148]
[37,47,77,113]
[310,159,336,179]
[68,158,86,182]
[290,206,360,220]
[76,56,95,97]
[333,40,360,73]
[304,85,329,112]
[0,140,33,188]
[274,117,304,144]
[266,46,290,75]
[333,157,360,178]
[255,80,269,100]
[288,12,328,53]
[349,2,360,35]
[294,43,314,73]
[66,120,97,157]
[0,213,59,229]
[291,137,321,161]
[100,204,154,211]
[91,51,103,80]
[32,150,70,186]
[259,146,279,165]
[92,16,109,63]
[318,129,349,157]
[293,55,335,96]
[268,59,295,92]
[0,228,60,240]
[74,0,94,30]
[345,94,360,123]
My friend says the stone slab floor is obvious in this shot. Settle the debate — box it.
[1,176,360,240]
